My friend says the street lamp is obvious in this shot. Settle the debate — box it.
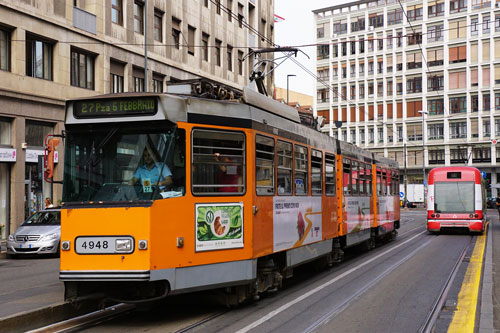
[418,110,428,207]
[287,74,296,105]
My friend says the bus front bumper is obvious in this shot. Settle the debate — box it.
[427,219,484,232]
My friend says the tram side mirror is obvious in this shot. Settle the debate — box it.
[44,134,63,183]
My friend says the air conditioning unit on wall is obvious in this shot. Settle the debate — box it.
[369,26,374,31]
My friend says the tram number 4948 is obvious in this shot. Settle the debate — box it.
[80,241,109,250]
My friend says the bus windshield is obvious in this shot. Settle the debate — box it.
[62,121,185,204]
[434,181,474,213]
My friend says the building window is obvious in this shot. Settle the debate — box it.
[428,1,445,17]
[483,15,491,34]
[152,74,163,93]
[188,26,196,55]
[134,1,144,34]
[111,0,123,25]
[227,45,233,71]
[407,31,422,45]
[202,33,209,61]
[388,9,403,25]
[227,0,233,22]
[495,93,500,110]
[450,148,468,164]
[317,89,329,103]
[472,95,479,112]
[406,77,422,93]
[215,0,221,15]
[70,48,94,89]
[317,45,329,60]
[172,18,181,50]
[341,42,347,56]
[483,120,491,137]
[471,17,479,36]
[215,39,221,66]
[406,52,422,69]
[26,120,53,147]
[449,45,467,63]
[333,20,347,34]
[0,29,9,71]
[428,123,444,140]
[238,3,244,28]
[428,24,444,42]
[450,122,467,138]
[26,35,52,80]
[397,126,403,141]
[134,77,144,92]
[484,94,491,111]
[496,119,500,135]
[154,10,163,42]
[429,150,445,164]
[111,73,124,93]
[428,75,444,91]
[428,99,444,115]
[368,128,374,144]
[472,147,491,163]
[407,5,423,21]
[238,50,244,75]
[450,0,467,13]
[450,96,467,113]
[427,48,444,66]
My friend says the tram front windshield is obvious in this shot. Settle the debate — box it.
[62,121,185,204]
[434,181,474,213]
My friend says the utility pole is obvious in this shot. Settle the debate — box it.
[144,0,148,92]
[404,143,407,207]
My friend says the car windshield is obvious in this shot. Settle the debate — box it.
[62,121,185,204]
[22,211,60,226]
[434,181,474,213]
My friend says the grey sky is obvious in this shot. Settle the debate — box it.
[274,0,352,97]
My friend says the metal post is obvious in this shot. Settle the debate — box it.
[286,74,296,104]
[404,143,407,207]
[144,0,148,92]
[418,110,428,207]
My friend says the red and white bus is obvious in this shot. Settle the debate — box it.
[427,166,486,234]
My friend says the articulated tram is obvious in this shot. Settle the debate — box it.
[52,85,400,303]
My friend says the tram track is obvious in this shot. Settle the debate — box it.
[418,235,473,333]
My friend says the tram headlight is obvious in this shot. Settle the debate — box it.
[138,240,148,250]
[61,241,71,251]
[116,239,132,252]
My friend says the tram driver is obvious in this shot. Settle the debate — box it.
[130,147,173,191]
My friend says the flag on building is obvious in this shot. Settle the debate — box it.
[274,14,285,23]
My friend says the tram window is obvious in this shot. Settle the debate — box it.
[394,171,400,195]
[343,158,352,195]
[386,170,392,196]
[294,145,308,195]
[351,160,359,195]
[256,135,275,196]
[376,169,382,196]
[381,170,387,196]
[366,164,372,195]
[311,149,323,196]
[325,153,336,196]
[277,140,293,195]
[359,164,365,195]
[192,129,245,195]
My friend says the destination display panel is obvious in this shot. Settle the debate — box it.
[73,97,158,118]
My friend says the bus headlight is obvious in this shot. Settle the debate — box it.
[138,240,148,250]
[61,241,71,251]
[116,239,132,252]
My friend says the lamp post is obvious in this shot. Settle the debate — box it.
[287,74,296,105]
[418,110,428,207]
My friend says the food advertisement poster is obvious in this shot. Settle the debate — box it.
[345,197,371,232]
[377,197,394,224]
[273,197,322,252]
[195,203,244,251]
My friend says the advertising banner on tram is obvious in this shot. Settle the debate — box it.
[377,197,395,224]
[195,203,244,252]
[273,197,322,252]
[345,197,371,232]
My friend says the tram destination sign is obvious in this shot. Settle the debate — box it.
[73,97,158,118]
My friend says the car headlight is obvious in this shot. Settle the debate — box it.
[40,233,58,242]
[8,234,14,242]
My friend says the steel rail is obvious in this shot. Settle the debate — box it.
[27,303,135,333]
[418,236,473,333]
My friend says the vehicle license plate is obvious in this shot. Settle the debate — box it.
[75,236,134,254]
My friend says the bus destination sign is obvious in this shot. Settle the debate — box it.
[73,97,158,118]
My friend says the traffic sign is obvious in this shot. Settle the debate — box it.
[399,191,404,198]
[481,171,487,178]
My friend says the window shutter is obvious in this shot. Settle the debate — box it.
[458,46,467,61]
[387,103,393,119]
[483,66,490,87]
[397,102,403,118]
[495,39,500,59]
[471,69,478,86]
[449,46,458,62]
[359,106,365,121]
[458,71,466,89]
[368,105,374,120]
[350,107,356,122]
[471,43,478,63]
[483,41,490,61]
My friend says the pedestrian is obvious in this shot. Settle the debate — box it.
[45,197,54,208]
[496,196,500,216]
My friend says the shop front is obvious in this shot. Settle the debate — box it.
[0,147,15,241]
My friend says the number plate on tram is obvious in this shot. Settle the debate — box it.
[75,236,135,254]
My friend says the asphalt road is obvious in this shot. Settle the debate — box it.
[1,210,497,333]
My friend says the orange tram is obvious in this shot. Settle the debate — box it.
[54,86,400,304]
[427,166,486,234]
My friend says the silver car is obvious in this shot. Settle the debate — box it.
[7,208,61,258]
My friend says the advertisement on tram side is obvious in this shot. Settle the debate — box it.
[195,203,244,252]
[377,197,395,224]
[345,197,371,232]
[273,197,322,252]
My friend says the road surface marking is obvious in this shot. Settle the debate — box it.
[448,224,488,332]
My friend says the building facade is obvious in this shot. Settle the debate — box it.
[314,0,500,197]
[0,0,274,241]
